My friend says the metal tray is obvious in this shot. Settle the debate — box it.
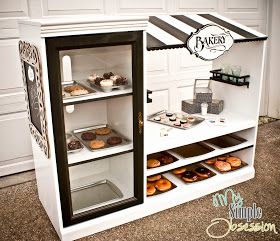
[87,79,128,93]
[62,80,96,99]
[205,134,247,149]
[66,133,84,154]
[203,155,248,174]
[147,110,205,130]
[147,151,178,169]
[170,142,215,159]
[71,179,123,214]
[146,175,176,197]
[73,124,131,152]
[171,163,216,184]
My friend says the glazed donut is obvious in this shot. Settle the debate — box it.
[147,182,156,196]
[172,167,187,175]
[182,171,198,182]
[147,174,162,182]
[226,156,242,167]
[155,179,172,192]
[95,127,111,135]
[159,155,174,165]
[205,158,217,165]
[217,156,227,161]
[214,160,231,172]
[89,140,105,149]
[194,167,211,178]
[147,159,161,168]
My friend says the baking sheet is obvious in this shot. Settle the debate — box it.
[73,124,131,152]
[203,155,248,174]
[170,143,214,158]
[171,163,216,184]
[146,175,176,197]
[71,179,123,214]
[147,151,178,169]
[147,110,205,130]
[62,80,96,99]
[206,134,247,148]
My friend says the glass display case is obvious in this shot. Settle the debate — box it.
[46,31,144,226]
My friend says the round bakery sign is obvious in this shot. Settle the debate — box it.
[187,24,234,61]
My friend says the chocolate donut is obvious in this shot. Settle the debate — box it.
[103,72,114,79]
[159,155,174,165]
[182,171,198,182]
[194,167,211,178]
[68,140,82,150]
[107,136,122,145]
[81,132,96,141]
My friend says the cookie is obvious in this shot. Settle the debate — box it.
[81,132,96,141]
[95,127,111,135]
[107,136,122,145]
[89,140,105,149]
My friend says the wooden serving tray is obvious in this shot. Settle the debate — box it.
[170,142,214,158]
[146,175,176,197]
[203,155,248,174]
[171,163,216,184]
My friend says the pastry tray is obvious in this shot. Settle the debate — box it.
[171,163,216,184]
[147,151,178,169]
[66,133,84,154]
[146,175,176,197]
[73,124,131,152]
[87,79,128,93]
[205,134,247,149]
[170,142,215,159]
[62,80,96,99]
[71,179,123,214]
[147,110,205,130]
[203,155,248,174]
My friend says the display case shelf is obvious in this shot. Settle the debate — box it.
[210,69,250,88]
[63,82,133,106]
[68,143,134,166]
[145,111,256,155]
[146,141,254,176]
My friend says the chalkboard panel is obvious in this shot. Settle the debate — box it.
[24,62,42,134]
[19,41,49,158]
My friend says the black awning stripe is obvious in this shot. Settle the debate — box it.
[171,15,204,31]
[149,16,189,43]
[147,33,166,49]
[199,14,257,39]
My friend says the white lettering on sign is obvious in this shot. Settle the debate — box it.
[187,24,234,61]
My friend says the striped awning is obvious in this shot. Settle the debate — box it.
[147,13,267,51]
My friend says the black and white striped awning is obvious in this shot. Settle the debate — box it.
[147,13,267,51]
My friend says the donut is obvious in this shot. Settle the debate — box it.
[68,140,82,150]
[70,89,89,96]
[169,116,176,121]
[103,72,114,79]
[95,127,111,135]
[217,156,227,161]
[147,174,162,182]
[187,116,196,122]
[64,85,83,93]
[172,167,187,175]
[107,136,122,145]
[174,122,181,127]
[155,179,172,192]
[81,132,96,141]
[205,158,217,165]
[194,167,211,178]
[147,182,156,196]
[154,117,161,121]
[147,159,160,168]
[166,112,173,117]
[182,171,198,182]
[159,155,174,165]
[89,140,105,149]
[180,119,187,124]
[214,160,231,171]
[226,156,242,167]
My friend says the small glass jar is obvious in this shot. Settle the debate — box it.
[201,102,208,116]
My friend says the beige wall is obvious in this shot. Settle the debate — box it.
[0,0,270,176]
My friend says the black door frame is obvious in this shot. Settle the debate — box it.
[45,31,144,227]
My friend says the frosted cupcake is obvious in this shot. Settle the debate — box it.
[100,79,113,87]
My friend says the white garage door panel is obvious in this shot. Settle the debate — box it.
[0,113,32,162]
[147,89,169,115]
[43,0,104,15]
[117,0,167,13]
[0,40,23,90]
[0,0,28,17]
[177,0,218,11]
[147,51,168,74]
[177,85,195,104]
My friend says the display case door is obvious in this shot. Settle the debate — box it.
[45,31,144,226]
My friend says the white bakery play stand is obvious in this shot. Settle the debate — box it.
[19,14,267,241]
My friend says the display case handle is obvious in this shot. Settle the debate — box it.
[138,112,143,135]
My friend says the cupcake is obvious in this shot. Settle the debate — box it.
[100,79,113,87]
